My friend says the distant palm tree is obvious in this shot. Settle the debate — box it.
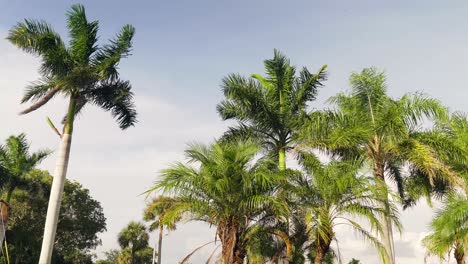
[0,134,49,248]
[118,222,151,264]
[7,4,137,263]
[296,154,398,264]
[150,140,288,264]
[143,196,181,264]
[217,49,327,171]
[423,193,468,264]
[298,68,462,263]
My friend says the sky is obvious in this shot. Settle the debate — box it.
[0,0,467,263]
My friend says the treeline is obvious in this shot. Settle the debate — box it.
[139,51,467,264]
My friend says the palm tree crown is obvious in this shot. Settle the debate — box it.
[217,49,327,170]
[0,133,50,202]
[423,193,468,264]
[7,4,137,130]
[151,140,288,264]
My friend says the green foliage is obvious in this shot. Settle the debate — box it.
[112,221,153,264]
[217,49,327,169]
[293,157,396,262]
[150,140,288,263]
[298,67,463,202]
[5,169,106,263]
[0,134,50,202]
[348,258,361,264]
[7,4,137,129]
[143,196,180,231]
[422,193,468,262]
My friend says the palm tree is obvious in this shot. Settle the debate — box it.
[422,193,468,264]
[0,134,49,248]
[217,49,327,171]
[118,222,151,264]
[143,196,181,264]
[295,154,398,264]
[7,5,137,263]
[297,68,463,264]
[150,140,288,264]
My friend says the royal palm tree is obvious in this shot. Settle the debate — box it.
[295,154,399,264]
[297,68,462,264]
[118,222,152,264]
[150,140,288,264]
[143,196,181,264]
[422,193,468,264]
[0,134,49,248]
[217,49,327,171]
[7,5,137,263]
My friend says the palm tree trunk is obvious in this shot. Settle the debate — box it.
[374,161,395,264]
[278,147,286,171]
[454,246,465,264]
[0,186,14,250]
[0,201,9,251]
[157,225,163,264]
[314,239,330,264]
[39,98,76,264]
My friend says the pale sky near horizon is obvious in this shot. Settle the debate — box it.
[0,0,467,263]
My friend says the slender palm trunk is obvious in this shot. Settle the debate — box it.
[374,162,395,264]
[156,225,163,264]
[39,98,76,264]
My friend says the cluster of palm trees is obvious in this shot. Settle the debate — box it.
[147,51,467,264]
[2,3,467,264]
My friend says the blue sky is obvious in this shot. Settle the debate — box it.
[1,1,467,263]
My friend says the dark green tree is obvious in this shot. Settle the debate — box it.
[6,169,106,263]
[117,222,153,264]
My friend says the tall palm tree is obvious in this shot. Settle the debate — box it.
[217,49,327,171]
[297,68,462,264]
[422,193,468,264]
[143,196,181,264]
[0,134,49,248]
[7,5,137,263]
[118,222,152,264]
[295,154,400,264]
[150,140,288,264]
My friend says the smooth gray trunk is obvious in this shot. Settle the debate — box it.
[158,225,163,264]
[39,133,72,264]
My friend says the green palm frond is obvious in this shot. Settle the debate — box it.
[67,4,98,63]
[88,80,137,129]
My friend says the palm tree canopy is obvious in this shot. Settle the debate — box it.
[0,134,50,194]
[293,154,400,261]
[298,67,464,201]
[422,193,468,260]
[118,221,150,251]
[217,49,327,154]
[150,140,288,234]
[7,4,136,129]
[143,196,181,231]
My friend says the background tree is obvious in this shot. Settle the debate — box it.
[422,193,468,264]
[298,68,462,264]
[117,221,153,264]
[0,134,49,248]
[151,140,288,264]
[143,196,180,264]
[5,169,106,263]
[217,49,327,171]
[7,5,137,262]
